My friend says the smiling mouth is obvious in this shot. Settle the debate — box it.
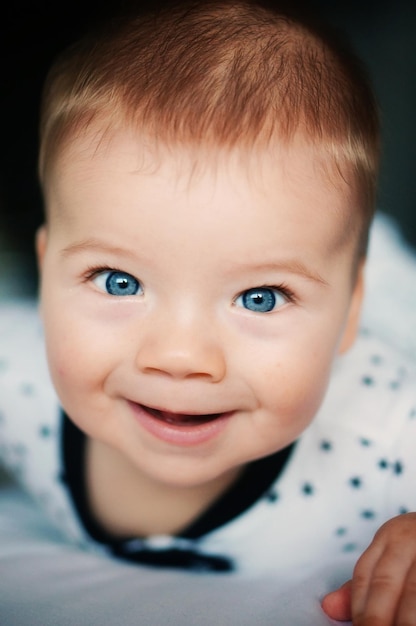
[142,405,225,426]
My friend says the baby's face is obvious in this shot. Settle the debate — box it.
[37,128,363,489]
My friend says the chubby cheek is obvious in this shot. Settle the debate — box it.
[254,336,335,438]
[45,339,93,413]
[42,304,114,411]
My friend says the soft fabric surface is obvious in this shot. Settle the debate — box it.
[0,487,352,625]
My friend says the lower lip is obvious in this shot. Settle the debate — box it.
[128,402,233,446]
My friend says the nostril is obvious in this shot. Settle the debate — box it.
[139,361,226,382]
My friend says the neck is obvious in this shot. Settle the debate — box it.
[85,438,242,538]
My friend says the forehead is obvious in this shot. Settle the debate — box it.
[45,125,358,252]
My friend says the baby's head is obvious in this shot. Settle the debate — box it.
[36,1,380,489]
[39,0,379,259]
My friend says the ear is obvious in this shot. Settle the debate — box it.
[338,262,365,354]
[35,225,48,271]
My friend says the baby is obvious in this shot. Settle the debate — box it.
[2,1,416,623]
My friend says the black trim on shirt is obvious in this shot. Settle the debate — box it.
[61,411,295,545]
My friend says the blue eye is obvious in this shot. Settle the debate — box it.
[93,271,142,296]
[235,287,286,313]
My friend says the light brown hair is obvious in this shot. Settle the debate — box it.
[39,0,380,255]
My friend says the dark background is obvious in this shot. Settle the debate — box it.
[1,0,415,293]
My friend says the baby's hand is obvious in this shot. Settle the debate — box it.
[321,513,416,625]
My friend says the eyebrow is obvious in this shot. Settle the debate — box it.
[60,238,141,261]
[224,260,329,286]
[61,238,328,285]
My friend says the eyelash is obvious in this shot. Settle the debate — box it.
[82,267,297,303]
[82,264,127,281]
[255,283,296,303]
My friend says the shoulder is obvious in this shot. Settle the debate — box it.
[316,330,416,445]
[0,299,44,368]
[0,299,55,404]
[0,300,60,482]
[0,300,89,543]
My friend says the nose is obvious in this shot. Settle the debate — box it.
[134,314,226,382]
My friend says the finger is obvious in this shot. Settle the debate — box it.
[349,539,385,620]
[395,560,416,625]
[352,545,412,625]
[321,580,352,621]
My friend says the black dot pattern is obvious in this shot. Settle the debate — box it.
[302,483,315,496]
[19,382,35,396]
[350,477,363,489]
[343,543,358,553]
[371,355,382,365]
[266,490,279,503]
[320,440,333,451]
[362,375,375,386]
[39,425,53,438]
[390,380,401,390]
[393,461,404,475]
